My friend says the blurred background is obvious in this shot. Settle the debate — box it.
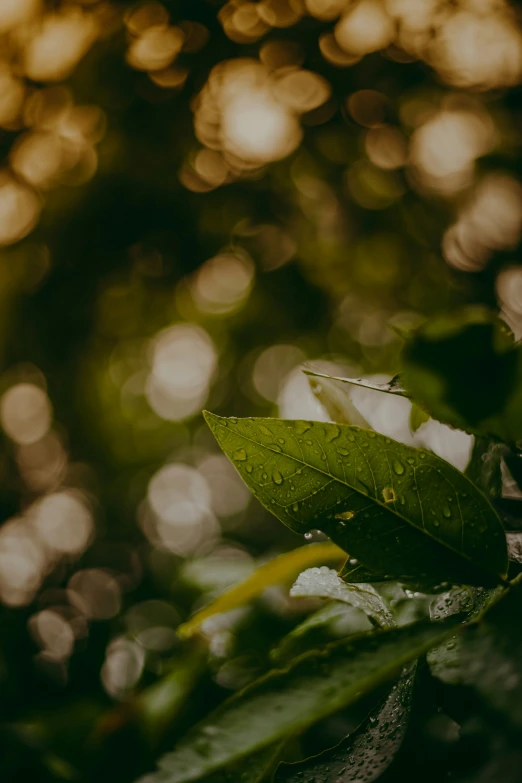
[0,0,521,780]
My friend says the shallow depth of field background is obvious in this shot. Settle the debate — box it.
[0,0,521,780]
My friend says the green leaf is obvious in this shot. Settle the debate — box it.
[410,403,430,433]
[139,618,459,783]
[290,566,394,628]
[400,308,522,445]
[307,374,371,428]
[304,370,408,398]
[141,744,284,783]
[136,647,207,744]
[460,583,522,729]
[177,542,344,639]
[204,413,508,586]
[270,602,370,665]
[274,667,415,783]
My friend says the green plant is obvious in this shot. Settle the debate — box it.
[141,308,522,783]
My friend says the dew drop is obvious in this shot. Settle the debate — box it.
[273,470,283,485]
[278,438,285,445]
[258,424,272,436]
[295,421,311,435]
[304,532,313,540]
[368,432,376,439]
[233,448,247,461]
[292,502,299,513]
[442,506,452,518]
[337,448,349,456]
[393,461,405,476]
[246,464,252,473]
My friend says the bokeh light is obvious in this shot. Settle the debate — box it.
[146,324,217,421]
[0,382,52,445]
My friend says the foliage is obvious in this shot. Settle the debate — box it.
[1,2,522,783]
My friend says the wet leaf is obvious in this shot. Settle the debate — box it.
[204,413,508,586]
[460,583,522,729]
[178,542,344,639]
[139,618,459,783]
[274,667,415,783]
[307,374,371,428]
[290,567,394,628]
[427,586,503,685]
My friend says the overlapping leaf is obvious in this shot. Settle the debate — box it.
[204,413,507,586]
[139,618,459,783]
[178,542,344,639]
[274,667,415,783]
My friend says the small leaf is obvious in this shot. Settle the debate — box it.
[409,403,429,433]
[307,374,371,428]
[177,542,344,639]
[140,618,459,783]
[290,567,394,628]
[304,369,408,397]
[204,413,508,586]
[274,666,415,783]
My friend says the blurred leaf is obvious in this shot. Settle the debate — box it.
[427,586,503,685]
[400,308,522,445]
[136,646,207,745]
[290,567,394,628]
[204,413,508,586]
[307,374,371,428]
[410,403,430,433]
[177,542,345,639]
[138,618,459,783]
[460,583,522,729]
[274,666,416,783]
[270,602,368,665]
[304,370,408,397]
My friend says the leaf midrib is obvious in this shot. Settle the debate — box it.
[214,418,503,577]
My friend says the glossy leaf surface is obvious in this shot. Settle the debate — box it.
[205,413,508,586]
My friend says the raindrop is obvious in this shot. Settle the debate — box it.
[292,503,299,513]
[273,471,283,485]
[233,448,247,461]
[393,461,405,476]
[246,464,252,473]
[278,438,285,445]
[258,424,272,436]
[295,421,311,435]
[337,448,349,456]
[442,506,452,518]
[304,532,313,540]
